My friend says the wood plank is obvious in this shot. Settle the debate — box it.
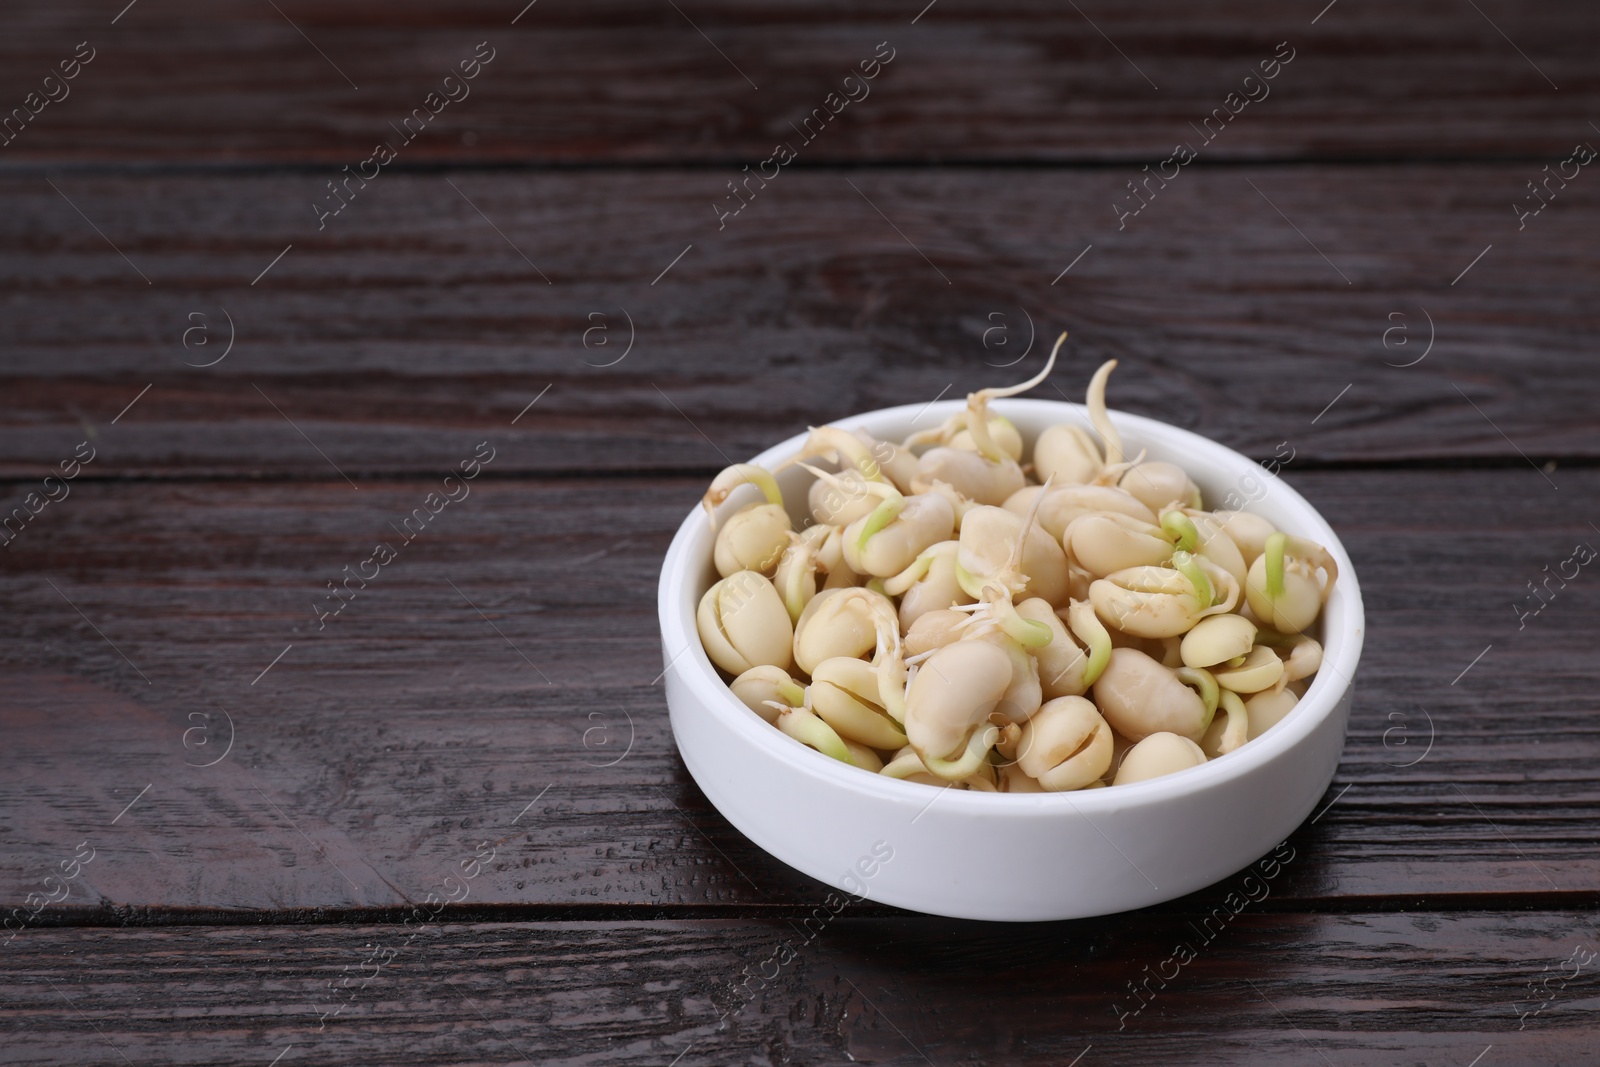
[1,166,1595,478]
[0,913,1593,1064]
[0,469,1594,914]
[1,1,1594,163]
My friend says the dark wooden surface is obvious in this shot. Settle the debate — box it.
[2,2,1597,1064]
[4,166,1599,476]
[4,914,1598,1065]
[4,1,1598,163]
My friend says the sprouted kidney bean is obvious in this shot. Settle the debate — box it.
[694,333,1337,791]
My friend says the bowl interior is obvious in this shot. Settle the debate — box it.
[661,396,1364,813]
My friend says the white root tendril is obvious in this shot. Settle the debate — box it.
[1086,359,1124,468]
[906,332,1067,459]
[775,426,888,483]
[965,333,1066,462]
[1093,451,1146,488]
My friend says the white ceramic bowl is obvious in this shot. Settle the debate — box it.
[657,398,1363,922]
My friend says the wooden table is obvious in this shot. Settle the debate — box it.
[2,2,1596,1063]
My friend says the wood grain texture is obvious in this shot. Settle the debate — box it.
[4,2,1595,1061]
[2,913,1595,1065]
[0,469,1594,914]
[0,1,1594,164]
[1,166,1595,478]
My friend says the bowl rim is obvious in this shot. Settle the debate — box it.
[658,396,1364,817]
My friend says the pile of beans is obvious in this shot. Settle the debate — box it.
[695,335,1337,791]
